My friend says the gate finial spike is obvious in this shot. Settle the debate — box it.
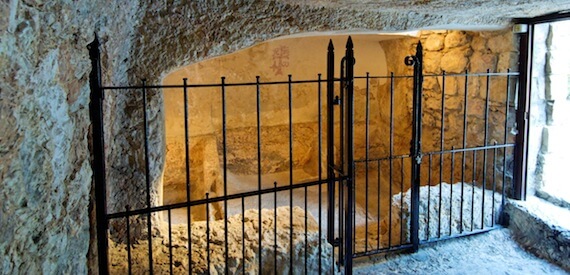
[328,39,334,50]
[417,40,423,51]
[87,32,100,52]
[346,36,353,49]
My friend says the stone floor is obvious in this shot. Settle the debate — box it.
[353,228,568,274]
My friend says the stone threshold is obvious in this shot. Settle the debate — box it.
[504,196,570,272]
[535,189,570,210]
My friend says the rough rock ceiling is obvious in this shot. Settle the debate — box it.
[282,0,570,28]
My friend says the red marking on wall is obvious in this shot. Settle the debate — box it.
[270,46,290,76]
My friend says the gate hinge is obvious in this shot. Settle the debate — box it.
[333,95,341,105]
[333,237,341,247]
[415,153,423,164]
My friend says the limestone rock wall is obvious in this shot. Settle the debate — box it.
[0,0,141,273]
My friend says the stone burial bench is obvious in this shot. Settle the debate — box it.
[108,206,336,274]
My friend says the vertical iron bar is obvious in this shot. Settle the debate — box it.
[182,78,192,273]
[241,197,245,275]
[482,69,491,229]
[388,71,394,248]
[450,146,455,236]
[255,76,263,271]
[365,72,370,252]
[427,154,432,240]
[438,71,446,239]
[343,36,355,274]
[407,41,423,251]
[460,72,469,234]
[305,183,308,274]
[513,25,533,201]
[141,79,154,275]
[492,142,498,226]
[318,73,323,273]
[471,151,477,231]
[501,71,511,221]
[206,193,210,275]
[353,164,356,254]
[340,58,345,173]
[168,209,173,275]
[126,206,132,275]
[87,35,109,275]
[400,158,404,245]
[274,182,278,275]
[288,74,294,275]
[221,77,229,275]
[339,173,344,261]
[326,40,336,245]
[377,159,381,249]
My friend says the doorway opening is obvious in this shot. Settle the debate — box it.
[528,20,570,208]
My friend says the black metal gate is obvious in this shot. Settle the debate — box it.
[89,36,518,274]
[346,41,518,264]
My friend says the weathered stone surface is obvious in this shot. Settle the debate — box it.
[352,182,503,252]
[470,52,498,73]
[441,48,470,73]
[163,136,223,221]
[0,1,141,273]
[108,206,335,274]
[444,31,471,49]
[423,51,443,74]
[425,34,445,51]
[506,197,570,272]
[392,182,501,243]
[487,32,514,53]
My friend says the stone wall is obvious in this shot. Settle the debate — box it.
[418,30,518,191]
[0,1,141,273]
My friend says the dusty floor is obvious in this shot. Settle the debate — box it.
[353,228,568,275]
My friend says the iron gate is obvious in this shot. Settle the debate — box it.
[89,36,518,274]
[347,42,518,261]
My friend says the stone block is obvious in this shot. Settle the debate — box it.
[441,49,469,74]
[108,207,335,274]
[423,51,443,74]
[470,52,497,73]
[445,31,471,49]
[487,32,513,53]
[425,34,445,51]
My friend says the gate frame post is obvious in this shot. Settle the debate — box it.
[513,24,533,201]
[87,34,109,275]
[326,40,336,245]
[406,41,423,252]
[343,36,356,275]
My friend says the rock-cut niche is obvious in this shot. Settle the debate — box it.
[160,34,399,224]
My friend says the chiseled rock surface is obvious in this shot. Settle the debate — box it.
[0,1,141,273]
[108,206,335,274]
